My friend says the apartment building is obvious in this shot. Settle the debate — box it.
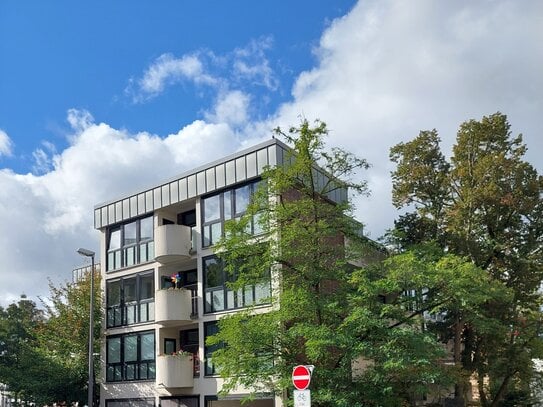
[94,138,350,407]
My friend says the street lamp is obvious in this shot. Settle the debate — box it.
[77,248,95,407]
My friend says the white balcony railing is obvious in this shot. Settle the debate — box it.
[154,224,192,264]
[156,354,194,388]
[155,288,193,326]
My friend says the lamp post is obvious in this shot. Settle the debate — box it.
[77,248,95,407]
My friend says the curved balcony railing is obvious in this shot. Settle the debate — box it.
[154,224,192,264]
[156,354,194,388]
[155,288,194,326]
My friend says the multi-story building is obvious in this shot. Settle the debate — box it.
[94,138,352,407]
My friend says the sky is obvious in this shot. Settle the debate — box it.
[0,0,542,306]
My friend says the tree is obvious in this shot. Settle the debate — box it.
[0,295,44,405]
[206,120,459,406]
[0,271,101,406]
[36,271,102,406]
[389,112,543,406]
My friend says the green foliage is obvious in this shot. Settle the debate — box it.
[208,119,463,406]
[0,272,101,406]
[388,112,543,406]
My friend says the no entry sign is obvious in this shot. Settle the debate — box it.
[292,365,311,390]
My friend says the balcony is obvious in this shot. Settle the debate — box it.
[156,354,194,388]
[155,288,194,326]
[154,224,192,264]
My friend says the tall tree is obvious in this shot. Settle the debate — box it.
[36,271,102,405]
[0,295,44,405]
[207,120,458,406]
[389,112,543,406]
[0,271,101,406]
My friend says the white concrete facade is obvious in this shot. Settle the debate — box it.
[95,139,345,407]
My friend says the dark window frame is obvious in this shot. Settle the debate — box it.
[107,215,154,271]
[203,255,271,314]
[106,330,155,383]
[204,321,222,376]
[106,270,155,328]
[105,398,155,407]
[201,180,263,248]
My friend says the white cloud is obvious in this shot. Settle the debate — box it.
[128,53,218,102]
[204,90,251,126]
[1,0,542,305]
[127,37,279,104]
[0,129,13,157]
[271,0,543,237]
[0,109,243,305]
[232,36,278,90]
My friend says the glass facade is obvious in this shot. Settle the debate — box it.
[203,255,271,314]
[107,215,154,271]
[204,321,221,376]
[106,271,154,327]
[106,331,155,382]
[201,180,264,247]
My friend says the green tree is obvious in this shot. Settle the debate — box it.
[207,120,459,406]
[0,295,44,405]
[389,112,543,406]
[0,271,101,406]
[36,271,102,405]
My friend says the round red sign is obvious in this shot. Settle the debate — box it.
[292,365,311,390]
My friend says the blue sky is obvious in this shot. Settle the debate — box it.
[0,0,355,173]
[0,0,542,304]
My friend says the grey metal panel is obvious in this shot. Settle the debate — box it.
[170,181,179,204]
[341,188,348,203]
[130,196,138,217]
[94,209,101,229]
[115,202,122,223]
[107,204,116,222]
[153,188,162,209]
[206,168,216,192]
[257,148,268,175]
[93,139,295,228]
[225,160,235,185]
[197,171,206,195]
[215,164,225,189]
[161,185,170,206]
[122,199,130,220]
[102,207,109,226]
[179,178,187,201]
[246,152,257,178]
[268,145,277,167]
[145,191,153,212]
[235,157,246,182]
[187,175,196,198]
[138,193,146,215]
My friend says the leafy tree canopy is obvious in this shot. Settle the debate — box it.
[388,112,543,406]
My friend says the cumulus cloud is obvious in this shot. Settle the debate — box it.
[1,0,542,305]
[0,109,243,305]
[232,36,278,90]
[127,37,279,104]
[204,90,251,126]
[0,129,13,157]
[271,0,543,236]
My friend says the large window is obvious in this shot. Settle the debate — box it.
[203,256,271,313]
[201,180,264,247]
[106,331,155,382]
[107,271,154,328]
[204,322,221,376]
[107,215,154,271]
